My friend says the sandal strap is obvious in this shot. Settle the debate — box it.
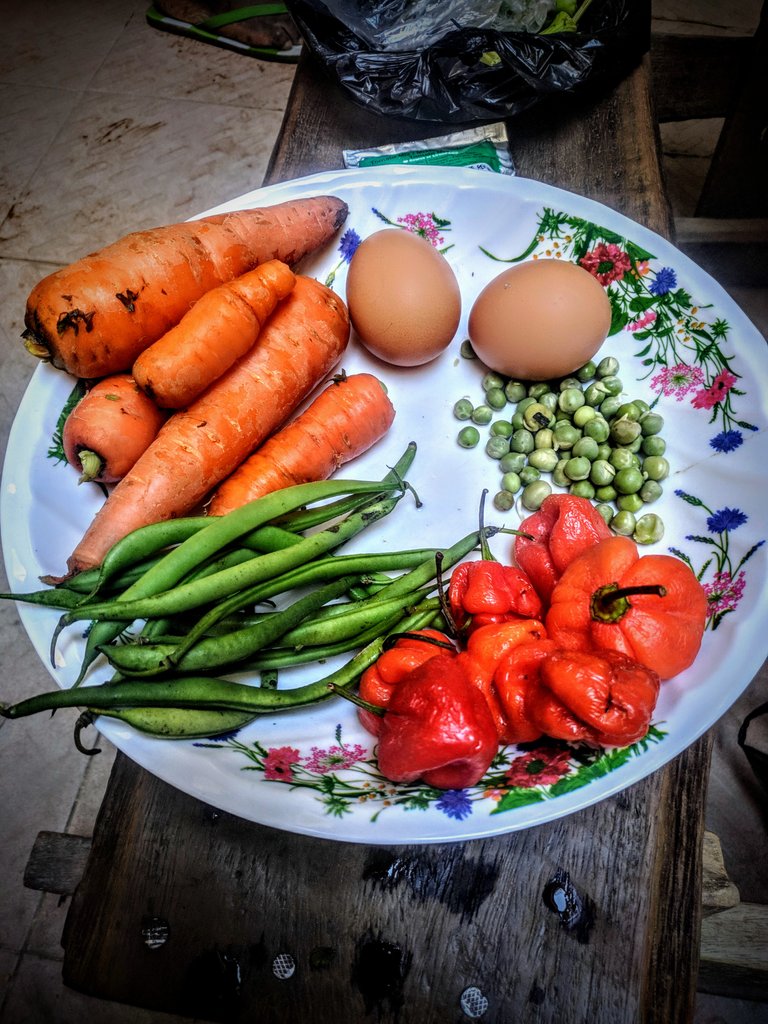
[198,3,289,31]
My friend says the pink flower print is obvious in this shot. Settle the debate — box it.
[691,369,738,410]
[650,363,704,400]
[579,242,632,285]
[627,309,657,332]
[303,741,367,774]
[263,745,301,781]
[704,570,746,616]
[506,748,573,788]
[397,211,445,247]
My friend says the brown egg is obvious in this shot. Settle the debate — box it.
[468,258,613,379]
[345,229,461,367]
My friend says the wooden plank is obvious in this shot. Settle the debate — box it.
[649,33,751,122]
[699,903,768,1001]
[23,831,92,896]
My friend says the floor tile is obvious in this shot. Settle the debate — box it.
[0,90,286,263]
[652,0,763,35]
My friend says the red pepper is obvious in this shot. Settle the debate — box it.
[532,649,661,747]
[492,638,559,745]
[375,654,499,789]
[513,494,612,604]
[357,628,455,737]
[456,619,547,743]
[448,559,542,634]
[545,535,708,680]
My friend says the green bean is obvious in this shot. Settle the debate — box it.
[90,706,258,741]
[0,587,86,611]
[3,607,441,725]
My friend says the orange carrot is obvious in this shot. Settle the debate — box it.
[23,196,349,379]
[65,276,350,574]
[132,260,296,409]
[62,375,167,484]
[208,372,396,516]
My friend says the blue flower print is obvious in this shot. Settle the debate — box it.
[649,266,677,296]
[435,789,473,821]
[706,507,748,534]
[709,430,744,453]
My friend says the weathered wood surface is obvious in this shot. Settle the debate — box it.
[61,50,713,1024]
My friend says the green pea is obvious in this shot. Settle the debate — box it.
[641,435,666,457]
[601,376,624,397]
[571,436,599,461]
[519,465,541,486]
[505,380,527,403]
[482,371,506,392]
[639,479,663,503]
[569,480,595,499]
[460,339,476,359]
[595,503,614,526]
[493,489,516,512]
[485,435,511,460]
[510,428,535,454]
[596,355,620,377]
[614,467,644,494]
[584,381,609,406]
[517,396,537,414]
[523,403,554,431]
[640,411,664,436]
[595,484,618,502]
[599,395,622,419]
[633,399,650,415]
[564,456,591,481]
[558,387,586,414]
[511,410,526,430]
[553,422,580,450]
[590,459,616,486]
[471,404,493,425]
[576,360,597,382]
[610,417,642,445]
[617,493,644,513]
[643,455,670,481]
[573,404,597,427]
[528,382,550,399]
[500,471,522,494]
[453,398,473,420]
[634,513,665,545]
[626,436,643,453]
[491,419,513,437]
[595,443,612,462]
[534,428,556,450]
[610,448,639,470]
[583,416,610,443]
[552,459,570,487]
[558,377,582,392]
[610,510,637,536]
[521,480,552,511]
[539,391,559,413]
[486,387,507,410]
[615,401,642,421]
[528,448,559,473]
[499,451,527,474]
[457,426,480,448]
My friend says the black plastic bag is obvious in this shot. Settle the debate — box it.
[286,0,650,124]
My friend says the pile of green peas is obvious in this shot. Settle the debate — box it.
[453,350,668,545]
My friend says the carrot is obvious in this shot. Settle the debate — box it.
[132,260,296,409]
[23,196,349,379]
[64,275,350,574]
[207,372,396,516]
[62,375,167,484]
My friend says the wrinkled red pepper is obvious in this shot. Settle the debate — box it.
[357,628,456,736]
[448,558,542,634]
[514,494,612,604]
[375,653,499,789]
[456,619,547,743]
[546,535,708,680]
[530,649,661,747]
[493,638,559,745]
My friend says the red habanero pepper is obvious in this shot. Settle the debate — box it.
[375,654,499,790]
[357,629,456,737]
[448,559,542,634]
[545,535,708,680]
[456,619,547,743]
[492,638,559,745]
[533,649,661,747]
[514,494,611,605]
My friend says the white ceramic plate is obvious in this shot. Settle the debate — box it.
[3,166,767,844]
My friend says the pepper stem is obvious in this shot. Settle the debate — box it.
[590,582,667,624]
[327,682,385,716]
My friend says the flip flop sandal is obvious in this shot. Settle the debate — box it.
[146,2,301,63]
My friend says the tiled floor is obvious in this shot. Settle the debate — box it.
[0,2,766,1022]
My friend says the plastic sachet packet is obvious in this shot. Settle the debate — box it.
[343,123,514,174]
